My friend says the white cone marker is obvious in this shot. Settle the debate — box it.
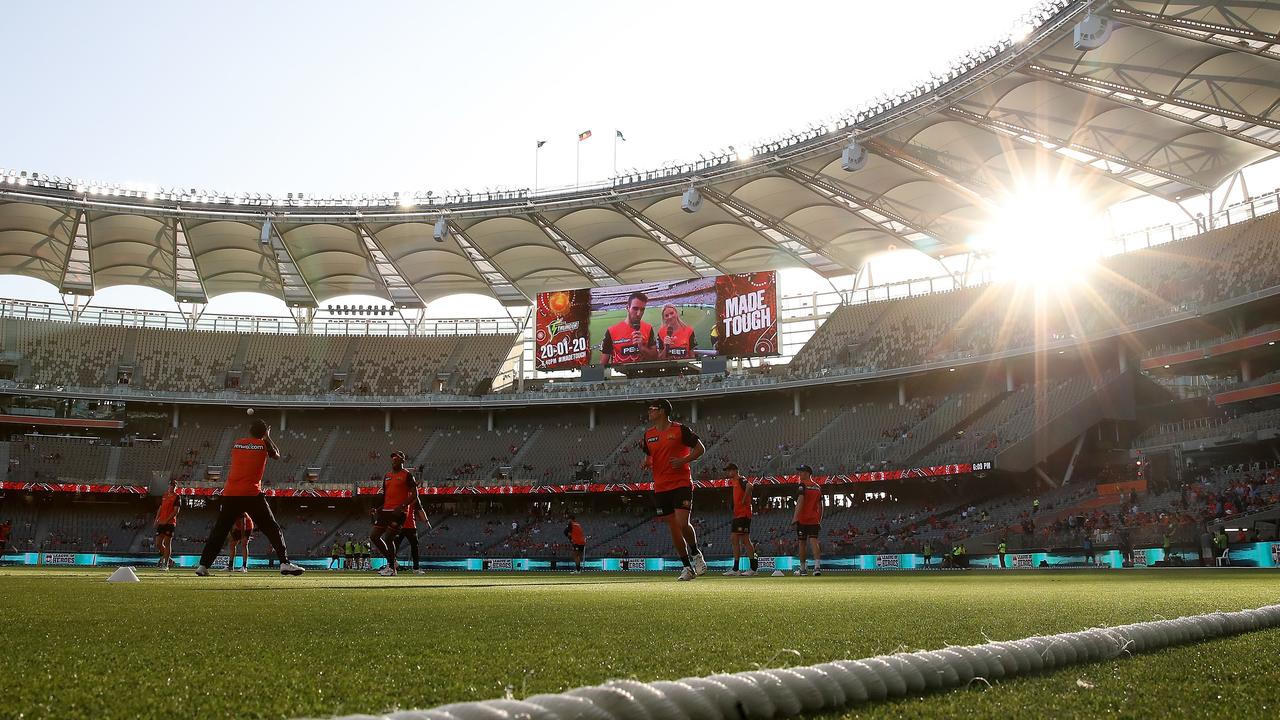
[106,566,140,583]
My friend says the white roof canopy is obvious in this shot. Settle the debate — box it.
[2,0,1276,307]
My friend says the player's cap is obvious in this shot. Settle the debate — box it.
[647,398,673,417]
[724,462,738,471]
[390,450,406,460]
[796,464,814,474]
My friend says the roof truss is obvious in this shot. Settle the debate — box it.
[778,166,954,252]
[356,224,425,308]
[698,185,853,276]
[941,106,1213,194]
[863,139,1001,208]
[1022,63,1280,148]
[263,219,318,307]
[526,212,619,285]
[59,210,92,295]
[171,219,207,303]
[611,201,723,276]
[1103,3,1280,57]
[445,220,528,305]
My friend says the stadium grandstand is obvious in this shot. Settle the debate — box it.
[2,1,1280,718]
[1,0,1278,558]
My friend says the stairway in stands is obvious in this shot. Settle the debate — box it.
[228,334,252,377]
[335,338,358,383]
[412,431,446,478]
[120,328,139,366]
[104,447,123,483]
[903,391,1011,466]
[508,427,545,475]
[772,411,858,473]
[310,429,341,482]
[202,427,240,479]
[880,391,999,467]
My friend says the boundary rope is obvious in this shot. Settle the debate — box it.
[314,603,1280,720]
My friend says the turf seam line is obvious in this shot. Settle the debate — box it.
[311,603,1280,720]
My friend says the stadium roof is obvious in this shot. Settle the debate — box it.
[1,0,1277,308]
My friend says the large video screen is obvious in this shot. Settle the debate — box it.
[535,271,778,370]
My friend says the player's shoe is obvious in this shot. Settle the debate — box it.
[377,566,397,577]
[741,569,758,576]
[413,569,426,575]
[279,562,305,576]
[794,568,808,576]
[677,567,696,581]
[160,565,170,572]
[194,565,209,577]
[236,567,248,573]
[813,569,823,576]
[722,570,739,576]
[569,570,580,574]
[692,553,708,576]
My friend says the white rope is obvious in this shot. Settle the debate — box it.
[312,604,1280,720]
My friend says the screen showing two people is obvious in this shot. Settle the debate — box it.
[535,271,779,370]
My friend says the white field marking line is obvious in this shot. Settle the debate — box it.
[311,604,1280,720]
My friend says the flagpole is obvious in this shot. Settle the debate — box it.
[612,131,618,178]
[575,139,580,191]
[534,143,540,195]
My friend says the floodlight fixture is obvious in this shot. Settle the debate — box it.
[841,139,868,172]
[680,184,702,214]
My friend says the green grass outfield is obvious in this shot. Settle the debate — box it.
[1,567,1278,719]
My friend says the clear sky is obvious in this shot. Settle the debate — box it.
[1,1,1041,196]
[1,1,1276,318]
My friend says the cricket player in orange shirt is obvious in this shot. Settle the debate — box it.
[194,419,304,577]
[792,465,823,576]
[641,398,706,581]
[225,513,254,572]
[564,515,586,573]
[154,478,181,571]
[372,451,419,576]
[724,463,760,576]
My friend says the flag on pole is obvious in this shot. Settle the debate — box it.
[578,130,592,141]
[536,140,547,148]
[616,130,626,141]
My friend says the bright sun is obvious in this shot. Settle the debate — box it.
[972,184,1109,286]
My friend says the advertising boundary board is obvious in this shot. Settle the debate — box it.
[6,545,1276,571]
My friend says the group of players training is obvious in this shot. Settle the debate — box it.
[154,400,827,579]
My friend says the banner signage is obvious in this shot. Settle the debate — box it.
[534,271,779,370]
[1,481,146,495]
[356,463,983,497]
[176,487,354,498]
[874,554,900,569]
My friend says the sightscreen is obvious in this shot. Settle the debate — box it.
[535,271,778,370]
